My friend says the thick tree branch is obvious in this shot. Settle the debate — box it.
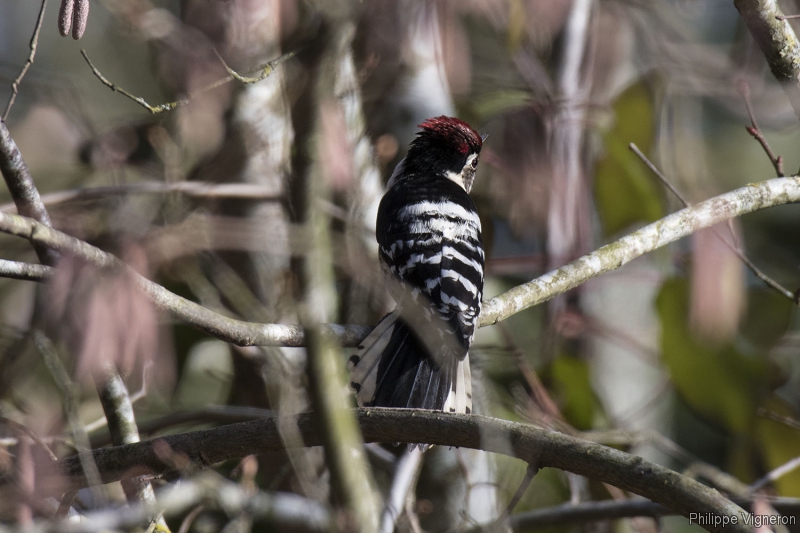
[479,176,800,325]
[45,410,752,533]
[734,0,800,120]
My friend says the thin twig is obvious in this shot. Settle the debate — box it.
[629,142,797,303]
[776,14,800,21]
[628,143,689,205]
[80,50,186,114]
[0,417,57,461]
[212,47,300,84]
[177,504,205,533]
[757,408,800,431]
[55,489,78,519]
[378,448,423,533]
[497,463,540,524]
[737,81,784,177]
[734,0,800,119]
[0,259,52,281]
[2,0,47,120]
[749,456,800,491]
[81,47,298,114]
[504,499,670,530]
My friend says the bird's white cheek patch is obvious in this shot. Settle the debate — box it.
[445,170,466,191]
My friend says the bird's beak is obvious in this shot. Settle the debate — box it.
[481,133,489,142]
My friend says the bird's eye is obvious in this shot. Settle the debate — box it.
[471,158,478,169]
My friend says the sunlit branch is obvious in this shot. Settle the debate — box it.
[628,143,796,303]
[0,259,52,281]
[0,178,798,345]
[95,366,170,532]
[479,176,800,326]
[734,0,800,120]
[0,209,370,347]
[0,121,57,265]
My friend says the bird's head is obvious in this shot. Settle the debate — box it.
[402,116,485,193]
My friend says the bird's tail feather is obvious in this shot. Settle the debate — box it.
[348,311,472,414]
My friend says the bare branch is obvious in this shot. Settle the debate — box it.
[734,0,800,120]
[212,47,300,84]
[0,121,57,265]
[81,48,299,114]
[0,182,283,213]
[629,143,796,302]
[48,410,753,533]
[96,366,170,531]
[749,456,800,492]
[0,418,57,462]
[0,209,370,346]
[3,0,47,120]
[496,463,539,524]
[737,81,784,177]
[480,176,800,326]
[0,259,52,281]
[758,408,800,431]
[21,472,331,533]
[506,499,670,530]
[33,331,107,506]
[80,50,186,114]
[0,177,798,344]
[378,449,423,533]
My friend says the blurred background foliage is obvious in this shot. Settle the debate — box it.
[1,0,800,531]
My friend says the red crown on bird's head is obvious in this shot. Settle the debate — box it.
[418,116,483,155]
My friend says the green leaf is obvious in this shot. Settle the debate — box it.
[550,354,600,430]
[754,398,800,497]
[656,278,768,433]
[594,80,664,236]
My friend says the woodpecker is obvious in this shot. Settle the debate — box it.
[349,116,485,414]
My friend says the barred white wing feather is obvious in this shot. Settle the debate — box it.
[348,310,401,406]
[443,356,472,414]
